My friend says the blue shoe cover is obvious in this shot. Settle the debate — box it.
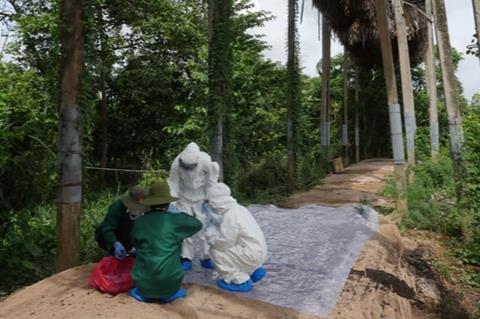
[181,259,192,271]
[200,259,215,269]
[130,288,151,303]
[217,279,253,292]
[250,266,267,283]
[159,287,186,303]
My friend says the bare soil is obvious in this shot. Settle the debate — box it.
[280,159,395,210]
[0,159,476,318]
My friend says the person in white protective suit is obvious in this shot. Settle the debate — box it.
[204,183,268,292]
[168,142,220,271]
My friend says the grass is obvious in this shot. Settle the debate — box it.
[0,189,119,293]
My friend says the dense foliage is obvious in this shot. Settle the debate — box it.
[0,0,478,295]
[383,106,480,284]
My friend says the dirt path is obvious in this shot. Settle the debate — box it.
[280,159,475,319]
[0,159,463,319]
[280,158,394,209]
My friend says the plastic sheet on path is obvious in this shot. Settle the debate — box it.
[183,204,379,317]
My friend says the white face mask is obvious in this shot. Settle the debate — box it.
[210,202,229,215]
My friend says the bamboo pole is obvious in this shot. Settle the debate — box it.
[432,0,465,201]
[392,0,417,172]
[375,0,408,218]
[425,0,440,161]
[320,15,331,147]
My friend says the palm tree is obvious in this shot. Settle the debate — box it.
[320,16,331,147]
[433,0,465,200]
[425,0,440,160]
[287,0,300,192]
[392,0,417,170]
[207,0,233,181]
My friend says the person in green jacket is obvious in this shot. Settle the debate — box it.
[130,180,202,303]
[94,186,149,259]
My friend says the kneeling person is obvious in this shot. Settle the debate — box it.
[95,186,148,259]
[130,180,202,303]
[205,183,268,292]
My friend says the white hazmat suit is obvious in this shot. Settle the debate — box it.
[205,183,268,284]
[168,142,220,261]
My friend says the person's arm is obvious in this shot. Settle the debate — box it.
[174,213,203,241]
[167,157,180,197]
[96,200,125,250]
[206,212,239,250]
[207,161,220,185]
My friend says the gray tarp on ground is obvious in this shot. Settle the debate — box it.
[183,204,378,317]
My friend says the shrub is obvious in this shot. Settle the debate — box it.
[400,154,466,237]
[236,151,288,203]
[0,190,118,293]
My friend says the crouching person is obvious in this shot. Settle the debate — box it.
[95,186,149,259]
[130,180,202,303]
[205,183,267,292]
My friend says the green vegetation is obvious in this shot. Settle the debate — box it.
[0,0,479,300]
[383,106,480,288]
[0,191,115,293]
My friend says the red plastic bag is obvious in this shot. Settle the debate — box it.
[89,256,135,295]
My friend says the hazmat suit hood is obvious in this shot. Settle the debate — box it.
[207,183,237,215]
[179,142,201,168]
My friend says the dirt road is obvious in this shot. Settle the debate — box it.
[280,158,394,209]
[0,159,456,319]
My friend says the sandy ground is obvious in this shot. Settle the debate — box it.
[280,159,395,210]
[0,159,456,319]
[0,264,319,319]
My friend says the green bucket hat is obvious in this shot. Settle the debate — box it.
[121,185,149,215]
[142,180,178,206]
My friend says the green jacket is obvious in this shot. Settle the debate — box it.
[131,210,202,299]
[94,199,134,251]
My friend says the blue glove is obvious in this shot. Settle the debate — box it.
[168,203,180,213]
[114,241,127,260]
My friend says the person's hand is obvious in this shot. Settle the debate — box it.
[114,241,127,260]
[129,247,137,257]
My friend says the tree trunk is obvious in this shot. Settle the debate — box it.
[433,0,465,200]
[98,58,108,186]
[207,0,233,181]
[392,0,417,171]
[375,0,408,219]
[97,8,110,187]
[56,0,85,272]
[425,0,440,161]
[473,0,480,60]
[354,67,360,163]
[287,0,300,192]
[362,99,368,159]
[342,48,349,166]
[320,16,331,147]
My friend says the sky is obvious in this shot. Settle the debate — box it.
[250,0,480,101]
[1,0,478,100]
